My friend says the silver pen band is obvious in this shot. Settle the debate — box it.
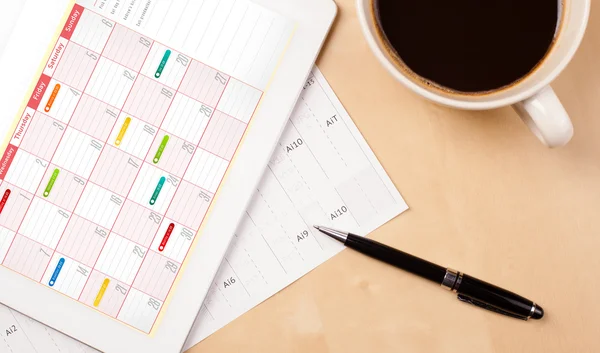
[441,268,462,291]
[527,303,537,320]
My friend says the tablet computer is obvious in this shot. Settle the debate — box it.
[0,0,336,351]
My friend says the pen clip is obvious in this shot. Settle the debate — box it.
[456,294,528,320]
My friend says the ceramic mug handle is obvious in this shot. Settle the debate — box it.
[513,86,573,147]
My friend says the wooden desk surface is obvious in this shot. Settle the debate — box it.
[188,1,600,352]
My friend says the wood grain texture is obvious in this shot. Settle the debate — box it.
[187,1,600,352]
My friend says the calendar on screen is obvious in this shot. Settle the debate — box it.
[0,0,293,334]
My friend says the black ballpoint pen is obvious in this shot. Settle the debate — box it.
[314,225,544,320]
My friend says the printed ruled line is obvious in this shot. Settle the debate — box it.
[299,96,378,215]
[45,72,247,154]
[75,39,158,303]
[15,133,208,238]
[266,165,324,251]
[84,5,262,91]
[0,19,82,267]
[116,74,231,327]
[288,120,361,227]
[36,23,119,283]
[312,75,398,203]
[244,211,287,274]
[1,24,117,269]
[115,56,195,320]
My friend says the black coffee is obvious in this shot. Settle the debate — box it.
[373,0,560,93]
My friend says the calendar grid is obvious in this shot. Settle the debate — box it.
[81,50,231,112]
[0,146,201,232]
[0,194,185,263]
[77,265,167,306]
[83,5,263,92]
[17,107,231,187]
[35,23,119,283]
[1,23,116,271]
[0,2,276,333]
[115,74,232,325]
[113,62,203,318]
[15,76,245,168]
[0,44,65,266]
[73,39,159,301]
[20,133,217,198]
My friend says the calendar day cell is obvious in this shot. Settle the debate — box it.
[2,234,53,281]
[70,95,119,141]
[161,93,211,145]
[38,79,82,123]
[80,271,129,317]
[69,10,114,53]
[53,128,103,179]
[36,164,86,212]
[41,253,90,299]
[85,58,137,108]
[19,112,65,161]
[75,183,124,229]
[166,181,213,231]
[95,234,147,284]
[0,227,16,263]
[145,130,194,177]
[179,60,229,108]
[216,79,262,123]
[53,42,100,91]
[20,197,70,249]
[108,113,156,159]
[117,288,161,333]
[140,43,188,89]
[199,110,247,161]
[132,251,180,301]
[90,145,141,196]
[113,201,162,248]
[0,183,33,232]
[149,217,197,263]
[2,149,48,194]
[183,149,228,193]
[56,215,108,267]
[129,164,179,215]
[103,25,153,72]
[122,75,174,126]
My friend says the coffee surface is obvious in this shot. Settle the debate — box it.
[374,0,560,93]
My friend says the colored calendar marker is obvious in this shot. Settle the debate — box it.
[153,135,170,163]
[94,278,110,307]
[115,117,131,146]
[0,189,10,214]
[43,169,60,197]
[159,223,175,251]
[44,83,61,112]
[49,258,65,287]
[150,177,166,205]
[155,50,171,78]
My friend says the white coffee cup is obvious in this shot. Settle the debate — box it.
[356,0,590,147]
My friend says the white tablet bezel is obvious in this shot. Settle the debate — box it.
[0,0,336,352]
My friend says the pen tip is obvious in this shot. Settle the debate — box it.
[313,225,321,230]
